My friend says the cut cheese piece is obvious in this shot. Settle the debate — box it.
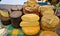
[0,10,9,17]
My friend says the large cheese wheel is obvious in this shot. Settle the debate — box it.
[21,14,40,22]
[42,10,54,15]
[40,5,54,12]
[39,31,58,36]
[38,5,54,16]
[20,21,39,27]
[23,1,39,15]
[22,25,40,35]
[41,15,59,31]
[41,25,56,31]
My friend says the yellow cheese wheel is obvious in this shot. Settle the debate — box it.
[41,15,59,31]
[39,5,54,16]
[21,14,39,22]
[40,31,58,36]
[41,25,56,31]
[22,25,40,35]
[42,10,54,15]
[20,21,39,27]
[40,5,54,12]
[0,10,9,17]
[41,15,59,28]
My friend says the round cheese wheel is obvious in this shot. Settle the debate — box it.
[39,31,58,36]
[40,5,54,12]
[41,25,56,31]
[21,14,40,22]
[41,15,59,31]
[20,21,39,27]
[23,2,39,15]
[22,25,40,35]
[42,10,54,15]
[38,5,54,16]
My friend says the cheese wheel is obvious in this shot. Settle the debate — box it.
[21,14,39,22]
[40,31,58,36]
[23,0,39,15]
[41,25,56,31]
[23,3,39,15]
[40,5,54,11]
[22,25,40,35]
[20,21,39,27]
[38,5,54,16]
[42,10,54,15]
[41,15,59,30]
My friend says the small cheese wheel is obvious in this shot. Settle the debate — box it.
[21,14,39,22]
[20,21,39,27]
[39,5,54,16]
[22,25,40,35]
[0,10,9,17]
[41,15,59,29]
[40,5,54,11]
[23,3,39,16]
[41,25,56,31]
[40,31,58,36]
[42,10,54,15]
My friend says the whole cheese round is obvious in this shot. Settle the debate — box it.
[42,10,54,15]
[22,25,40,35]
[40,5,54,12]
[39,31,58,36]
[41,15,59,31]
[21,14,40,22]
[20,21,39,27]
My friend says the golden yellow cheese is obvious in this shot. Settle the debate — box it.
[41,25,56,31]
[20,21,39,27]
[41,15,59,31]
[22,25,40,35]
[21,14,40,22]
[40,31,58,36]
[38,5,54,16]
[42,10,54,15]
[0,10,9,17]
[40,5,54,12]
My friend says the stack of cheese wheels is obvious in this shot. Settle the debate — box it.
[39,31,58,36]
[41,15,59,31]
[20,14,40,35]
[23,0,39,16]
[38,5,54,16]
